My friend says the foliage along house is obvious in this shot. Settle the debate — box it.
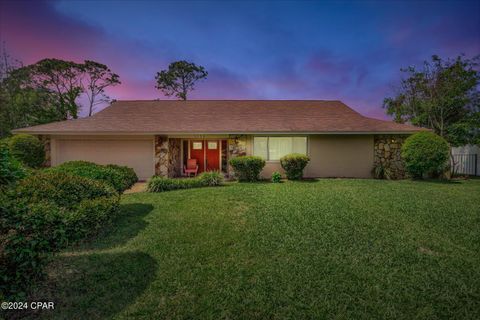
[13,100,424,180]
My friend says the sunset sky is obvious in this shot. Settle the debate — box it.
[1,0,479,119]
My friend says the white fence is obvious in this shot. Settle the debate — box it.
[452,145,479,176]
[452,154,478,176]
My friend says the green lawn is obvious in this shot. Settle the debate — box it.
[29,179,480,319]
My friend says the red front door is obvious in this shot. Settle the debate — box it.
[188,140,220,173]
[205,140,220,171]
[190,140,205,173]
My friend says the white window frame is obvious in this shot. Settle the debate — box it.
[253,136,308,161]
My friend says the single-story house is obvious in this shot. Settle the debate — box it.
[13,100,424,180]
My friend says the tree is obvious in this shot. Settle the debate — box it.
[383,55,480,147]
[82,60,121,116]
[155,60,208,100]
[26,58,84,120]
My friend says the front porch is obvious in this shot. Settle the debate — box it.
[154,135,247,178]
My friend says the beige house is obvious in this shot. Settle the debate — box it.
[13,100,424,180]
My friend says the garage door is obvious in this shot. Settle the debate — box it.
[55,139,154,180]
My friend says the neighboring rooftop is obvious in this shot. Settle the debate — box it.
[13,100,424,134]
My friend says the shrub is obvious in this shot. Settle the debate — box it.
[147,176,200,192]
[15,171,117,210]
[1,172,120,300]
[49,161,138,193]
[0,194,68,300]
[229,156,266,182]
[0,143,25,189]
[8,134,45,168]
[280,153,310,180]
[271,171,282,183]
[198,171,223,186]
[401,132,449,179]
[105,164,138,188]
[66,197,120,241]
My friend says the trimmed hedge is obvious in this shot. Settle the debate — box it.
[147,171,223,192]
[48,161,138,193]
[0,196,68,299]
[16,171,117,210]
[105,164,138,188]
[280,153,310,180]
[401,132,449,179]
[229,156,265,182]
[0,143,26,189]
[8,134,45,168]
[1,171,120,300]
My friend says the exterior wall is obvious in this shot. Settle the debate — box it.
[37,135,51,167]
[51,135,155,180]
[304,135,374,178]
[245,134,374,178]
[168,138,182,177]
[227,135,247,177]
[154,136,182,177]
[373,135,407,179]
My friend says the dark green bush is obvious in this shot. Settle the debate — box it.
[15,171,117,210]
[105,164,138,188]
[66,197,120,241]
[198,171,224,186]
[271,171,282,183]
[0,194,68,300]
[147,172,223,192]
[0,143,26,189]
[229,156,266,182]
[401,132,449,179]
[280,153,310,180]
[48,161,138,193]
[8,134,45,168]
[1,171,120,300]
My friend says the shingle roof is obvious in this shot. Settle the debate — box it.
[13,100,424,134]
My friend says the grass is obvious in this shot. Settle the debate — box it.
[26,179,480,319]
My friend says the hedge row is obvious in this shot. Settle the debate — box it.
[47,161,138,193]
[147,171,223,192]
[1,171,120,300]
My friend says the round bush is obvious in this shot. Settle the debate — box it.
[8,134,45,168]
[15,171,118,210]
[105,164,138,189]
[401,132,449,179]
[49,161,137,193]
[229,156,266,182]
[280,153,310,180]
[271,171,282,183]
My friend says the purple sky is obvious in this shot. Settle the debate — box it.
[1,0,479,119]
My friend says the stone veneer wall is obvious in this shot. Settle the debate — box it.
[374,135,408,179]
[37,135,51,167]
[227,136,247,177]
[154,135,169,177]
[155,136,181,177]
[168,138,181,177]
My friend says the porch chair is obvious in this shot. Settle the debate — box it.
[184,158,199,177]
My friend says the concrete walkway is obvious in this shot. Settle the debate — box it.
[124,182,147,194]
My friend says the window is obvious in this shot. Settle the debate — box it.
[207,141,218,149]
[253,137,307,160]
[192,142,203,150]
